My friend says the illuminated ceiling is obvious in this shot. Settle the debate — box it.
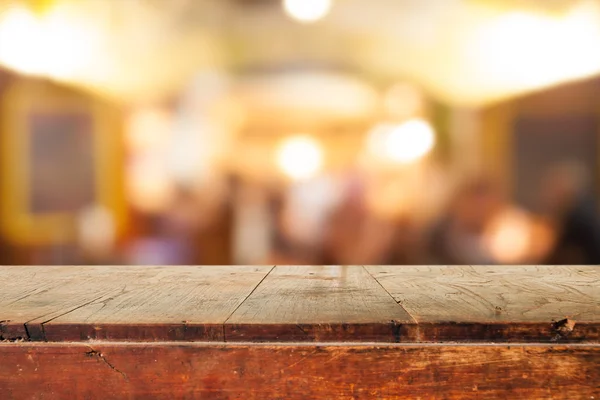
[1,0,600,106]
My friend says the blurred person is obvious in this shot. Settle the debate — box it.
[76,203,119,265]
[428,176,503,264]
[162,185,210,265]
[322,175,369,264]
[324,209,398,265]
[322,175,419,265]
[384,216,425,265]
[322,196,379,265]
[125,180,232,265]
[123,212,191,265]
[540,162,600,264]
[271,175,342,264]
[264,192,318,265]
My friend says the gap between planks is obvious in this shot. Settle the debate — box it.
[362,265,419,325]
[7,267,276,343]
[221,265,276,341]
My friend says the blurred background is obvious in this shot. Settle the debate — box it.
[1,0,600,266]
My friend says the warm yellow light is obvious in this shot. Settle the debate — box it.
[126,107,175,212]
[276,136,323,180]
[474,3,600,88]
[0,6,42,75]
[41,8,97,79]
[383,83,424,119]
[283,0,332,23]
[127,161,174,213]
[368,119,435,164]
[0,4,97,78]
[126,108,172,151]
[485,209,533,264]
[77,204,116,257]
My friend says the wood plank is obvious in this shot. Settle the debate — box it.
[4,265,599,343]
[41,266,272,341]
[367,265,600,342]
[1,342,598,399]
[0,266,127,341]
[225,265,413,342]
[0,266,64,304]
[0,266,64,339]
[1,266,272,342]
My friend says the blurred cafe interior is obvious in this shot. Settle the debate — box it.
[1,0,600,267]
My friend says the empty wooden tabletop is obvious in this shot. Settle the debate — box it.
[1,265,599,343]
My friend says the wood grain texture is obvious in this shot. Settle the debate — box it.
[2,265,600,343]
[225,266,414,342]
[366,265,600,342]
[0,266,126,340]
[0,266,65,339]
[1,342,599,399]
[1,266,272,341]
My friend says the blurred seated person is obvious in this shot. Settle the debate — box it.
[428,176,502,264]
[540,163,600,265]
[265,191,323,265]
[76,204,120,265]
[322,178,421,265]
[386,216,425,265]
[323,205,397,265]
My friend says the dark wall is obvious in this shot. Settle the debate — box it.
[483,76,600,210]
[514,116,598,212]
[513,77,600,210]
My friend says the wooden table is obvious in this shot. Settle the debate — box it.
[1,265,599,398]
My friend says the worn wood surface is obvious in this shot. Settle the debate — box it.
[1,266,272,341]
[0,266,126,340]
[366,265,600,342]
[1,265,600,342]
[1,342,599,399]
[225,265,413,341]
[2,266,600,398]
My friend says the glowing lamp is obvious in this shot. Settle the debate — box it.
[283,0,332,23]
[276,135,323,180]
[367,119,436,164]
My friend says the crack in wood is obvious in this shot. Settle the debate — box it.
[86,346,128,381]
[6,284,61,306]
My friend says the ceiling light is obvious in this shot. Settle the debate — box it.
[276,135,323,180]
[282,0,332,23]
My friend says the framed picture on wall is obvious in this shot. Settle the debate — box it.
[0,78,125,245]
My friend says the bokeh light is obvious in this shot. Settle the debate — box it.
[0,6,42,75]
[367,119,436,164]
[0,0,596,269]
[0,4,98,79]
[126,108,172,151]
[126,159,174,214]
[283,0,332,23]
[473,2,600,89]
[77,204,116,257]
[276,135,324,180]
[485,209,533,264]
